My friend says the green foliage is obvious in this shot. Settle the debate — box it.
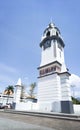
[5,85,14,95]
[72,96,80,104]
[4,85,14,103]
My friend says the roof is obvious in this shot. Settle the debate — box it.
[16,78,22,86]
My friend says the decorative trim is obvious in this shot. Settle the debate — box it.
[54,42,56,57]
[38,71,58,78]
[38,71,71,78]
[37,61,62,69]
[40,35,65,48]
[58,71,71,76]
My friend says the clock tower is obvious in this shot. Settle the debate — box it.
[37,22,73,113]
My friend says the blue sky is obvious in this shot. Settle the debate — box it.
[0,0,80,96]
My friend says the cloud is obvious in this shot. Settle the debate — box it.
[0,62,19,92]
[70,74,80,97]
[70,74,80,88]
[0,74,15,84]
[74,91,80,97]
[0,62,17,73]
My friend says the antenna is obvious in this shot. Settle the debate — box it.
[50,17,55,26]
[50,17,53,23]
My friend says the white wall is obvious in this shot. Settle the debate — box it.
[0,96,13,105]
[15,102,38,111]
[38,73,61,102]
[15,102,80,114]
[73,105,80,114]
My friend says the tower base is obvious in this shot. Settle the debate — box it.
[38,101,74,114]
[38,101,61,113]
[61,101,74,113]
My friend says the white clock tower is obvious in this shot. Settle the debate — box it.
[37,22,73,113]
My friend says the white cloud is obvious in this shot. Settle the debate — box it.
[0,74,15,92]
[0,75,15,84]
[74,91,80,97]
[70,74,80,88]
[0,62,19,92]
[0,62,17,73]
[70,74,80,97]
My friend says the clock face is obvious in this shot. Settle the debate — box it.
[43,40,51,50]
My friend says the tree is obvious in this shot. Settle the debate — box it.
[4,85,14,104]
[72,96,80,104]
[28,82,36,98]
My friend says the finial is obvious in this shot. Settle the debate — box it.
[50,17,53,23]
[49,17,55,27]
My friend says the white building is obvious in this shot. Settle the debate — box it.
[37,22,74,113]
[0,93,14,105]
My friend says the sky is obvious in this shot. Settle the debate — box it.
[0,0,80,97]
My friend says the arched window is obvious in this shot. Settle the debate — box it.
[56,32,58,36]
[46,31,50,36]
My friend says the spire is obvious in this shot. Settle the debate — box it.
[16,78,22,86]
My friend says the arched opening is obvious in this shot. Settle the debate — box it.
[46,31,50,36]
[56,32,58,36]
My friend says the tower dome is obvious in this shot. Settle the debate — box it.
[41,22,61,40]
[40,22,65,48]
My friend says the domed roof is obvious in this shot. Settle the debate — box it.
[40,22,65,48]
[41,22,61,41]
[45,22,60,33]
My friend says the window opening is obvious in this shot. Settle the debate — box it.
[46,31,50,36]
